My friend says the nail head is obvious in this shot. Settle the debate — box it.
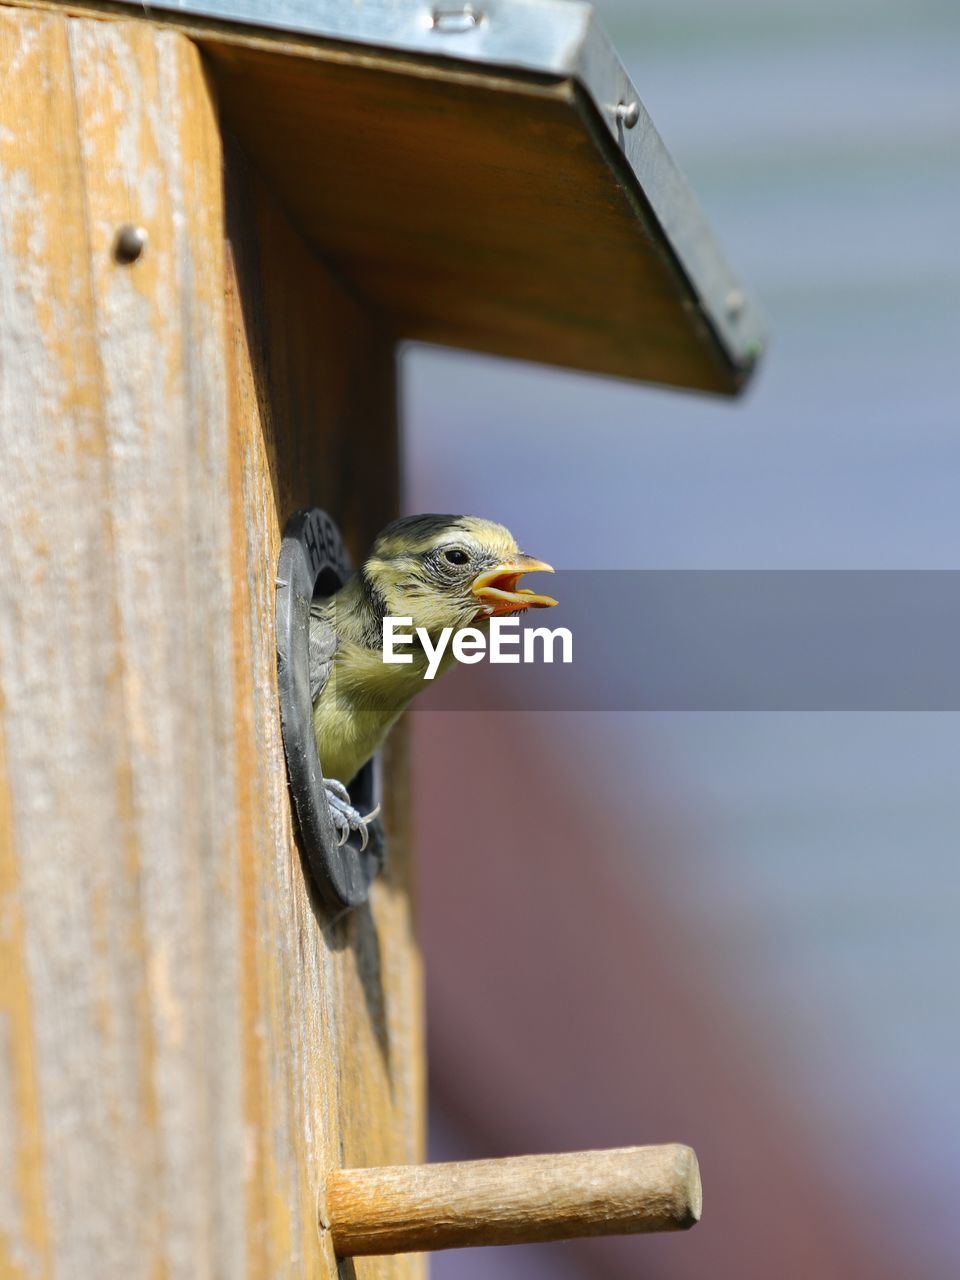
[616,101,641,129]
[431,4,482,33]
[114,224,147,265]
[725,288,746,321]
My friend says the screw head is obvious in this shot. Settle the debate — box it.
[113,224,148,265]
[725,289,746,321]
[616,101,641,129]
[431,4,482,33]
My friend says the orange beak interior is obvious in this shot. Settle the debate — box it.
[470,556,558,617]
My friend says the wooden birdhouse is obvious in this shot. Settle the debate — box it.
[0,1,761,1276]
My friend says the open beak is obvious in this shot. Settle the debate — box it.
[471,555,558,617]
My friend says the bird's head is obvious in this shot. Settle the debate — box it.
[361,514,557,636]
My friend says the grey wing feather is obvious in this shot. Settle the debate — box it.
[308,604,339,704]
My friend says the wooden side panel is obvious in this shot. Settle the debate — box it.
[0,12,239,1278]
[224,144,425,1280]
[0,8,424,1279]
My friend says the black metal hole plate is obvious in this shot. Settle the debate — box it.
[276,508,384,909]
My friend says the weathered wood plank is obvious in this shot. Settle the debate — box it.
[0,9,424,1277]
[224,140,424,1280]
[0,12,237,1277]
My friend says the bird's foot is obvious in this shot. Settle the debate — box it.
[324,778,381,852]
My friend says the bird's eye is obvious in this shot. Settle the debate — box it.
[443,548,470,566]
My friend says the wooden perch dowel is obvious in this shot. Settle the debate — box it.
[323,1144,702,1256]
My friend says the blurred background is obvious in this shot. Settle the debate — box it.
[401,1,960,1277]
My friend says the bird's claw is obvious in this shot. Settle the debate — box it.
[324,778,352,805]
[324,779,381,852]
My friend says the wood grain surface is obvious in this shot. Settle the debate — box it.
[325,1145,702,1256]
[0,13,238,1277]
[224,141,425,1280]
[0,8,423,1278]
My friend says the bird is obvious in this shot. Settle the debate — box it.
[309,514,557,848]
